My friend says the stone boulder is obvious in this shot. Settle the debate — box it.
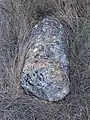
[20,18,70,101]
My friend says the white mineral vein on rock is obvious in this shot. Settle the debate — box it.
[20,18,70,101]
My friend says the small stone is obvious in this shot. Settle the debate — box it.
[20,17,70,101]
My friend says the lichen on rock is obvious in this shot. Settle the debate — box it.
[20,17,70,101]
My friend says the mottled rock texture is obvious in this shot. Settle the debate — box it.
[20,18,70,101]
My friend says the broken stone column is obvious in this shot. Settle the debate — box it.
[20,17,70,101]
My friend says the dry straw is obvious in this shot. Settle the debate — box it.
[0,0,89,119]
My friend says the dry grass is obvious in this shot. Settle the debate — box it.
[0,0,90,120]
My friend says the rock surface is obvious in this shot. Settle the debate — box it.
[20,18,70,101]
